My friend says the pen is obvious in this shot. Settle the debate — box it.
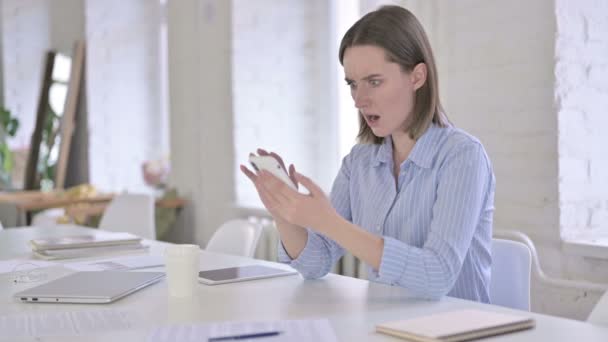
[208,331,282,341]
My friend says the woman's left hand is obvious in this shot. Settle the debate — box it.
[257,168,337,232]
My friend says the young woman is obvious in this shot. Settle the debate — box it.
[241,5,495,302]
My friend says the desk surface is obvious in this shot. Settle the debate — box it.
[1,226,607,341]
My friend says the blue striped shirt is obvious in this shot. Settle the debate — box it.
[278,124,495,302]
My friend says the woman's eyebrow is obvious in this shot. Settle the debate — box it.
[362,73,383,80]
[345,73,383,83]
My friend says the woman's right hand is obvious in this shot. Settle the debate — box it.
[241,149,310,259]
[240,148,299,224]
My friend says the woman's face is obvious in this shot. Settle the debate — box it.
[343,45,424,139]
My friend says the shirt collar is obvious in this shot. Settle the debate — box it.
[373,124,446,169]
[373,136,393,167]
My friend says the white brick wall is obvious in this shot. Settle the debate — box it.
[556,0,608,241]
[2,0,52,148]
[440,1,561,273]
[232,0,334,207]
[85,0,167,193]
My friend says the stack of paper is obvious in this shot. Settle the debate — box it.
[30,231,148,260]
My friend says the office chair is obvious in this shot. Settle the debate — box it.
[588,290,608,326]
[490,238,532,311]
[31,208,66,227]
[205,219,263,258]
[99,193,156,240]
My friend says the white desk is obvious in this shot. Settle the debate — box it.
[1,226,607,341]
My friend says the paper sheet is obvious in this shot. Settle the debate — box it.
[0,310,138,339]
[0,259,57,274]
[63,255,164,271]
[147,319,338,342]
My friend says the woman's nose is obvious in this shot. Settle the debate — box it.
[353,88,370,109]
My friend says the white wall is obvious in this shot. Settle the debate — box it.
[437,0,570,316]
[85,0,166,193]
[440,0,560,267]
[166,0,336,245]
[556,0,608,243]
[2,0,84,148]
[232,0,335,208]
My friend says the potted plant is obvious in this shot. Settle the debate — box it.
[0,107,19,189]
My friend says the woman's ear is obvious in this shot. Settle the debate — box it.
[411,63,427,90]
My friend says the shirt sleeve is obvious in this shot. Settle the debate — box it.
[376,143,492,299]
[277,150,354,279]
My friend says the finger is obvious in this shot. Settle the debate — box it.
[257,148,269,156]
[294,171,324,196]
[257,185,285,217]
[257,181,280,206]
[240,165,258,182]
[288,164,298,189]
[269,152,287,171]
[256,171,290,210]
[258,170,294,203]
[261,170,300,208]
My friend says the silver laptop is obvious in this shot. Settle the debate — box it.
[14,271,164,304]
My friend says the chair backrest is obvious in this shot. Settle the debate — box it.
[205,219,263,258]
[490,238,532,311]
[0,220,3,230]
[31,208,66,228]
[98,193,156,240]
[588,290,608,326]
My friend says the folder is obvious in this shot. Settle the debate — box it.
[375,309,535,342]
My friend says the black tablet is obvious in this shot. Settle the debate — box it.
[198,265,297,285]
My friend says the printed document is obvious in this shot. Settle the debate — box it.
[147,319,338,342]
[0,310,139,339]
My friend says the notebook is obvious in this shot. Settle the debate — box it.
[14,271,164,304]
[33,243,149,260]
[30,232,141,251]
[375,309,535,342]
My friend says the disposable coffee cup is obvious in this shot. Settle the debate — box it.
[164,244,200,297]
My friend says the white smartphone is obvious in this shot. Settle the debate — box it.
[248,154,297,190]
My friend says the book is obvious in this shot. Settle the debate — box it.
[375,309,535,342]
[30,232,142,251]
[33,243,149,260]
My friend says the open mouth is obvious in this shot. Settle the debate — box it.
[366,114,380,124]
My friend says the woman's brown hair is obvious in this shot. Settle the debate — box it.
[339,5,450,144]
